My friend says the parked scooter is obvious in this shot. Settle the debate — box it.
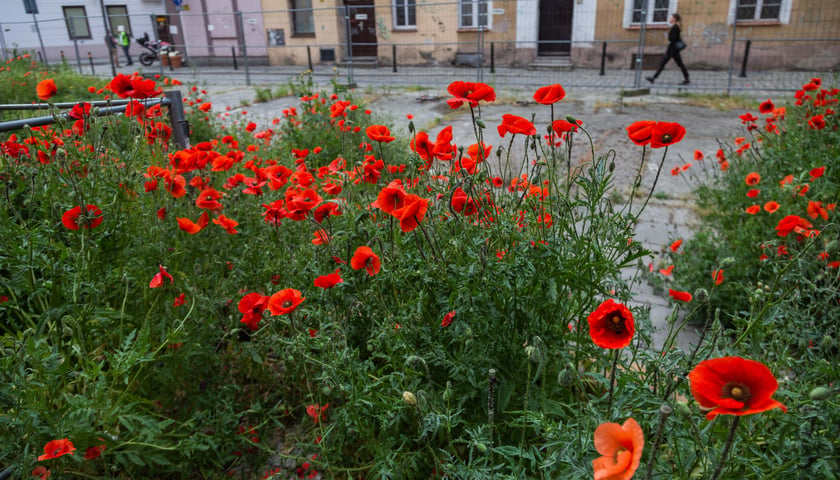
[136,33,171,66]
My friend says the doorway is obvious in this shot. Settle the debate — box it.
[345,0,377,58]
[538,0,573,56]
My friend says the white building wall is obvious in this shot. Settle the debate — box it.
[1,0,164,63]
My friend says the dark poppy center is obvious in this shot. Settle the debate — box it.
[282,300,293,308]
[661,133,672,143]
[723,382,751,403]
[365,257,374,267]
[608,315,625,334]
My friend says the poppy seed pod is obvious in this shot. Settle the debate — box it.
[694,288,709,303]
[809,387,834,401]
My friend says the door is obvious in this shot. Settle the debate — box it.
[538,0,573,56]
[345,0,377,57]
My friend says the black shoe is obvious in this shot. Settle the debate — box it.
[681,79,690,85]
[645,76,655,84]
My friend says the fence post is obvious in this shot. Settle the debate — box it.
[165,90,190,150]
[490,42,495,73]
[31,12,48,66]
[236,12,251,86]
[633,9,647,89]
[88,52,95,74]
[476,0,486,83]
[307,45,314,71]
[726,16,738,96]
[0,22,8,62]
[599,41,607,76]
[392,44,397,73]
[232,46,238,70]
[343,5,355,86]
[739,40,751,78]
[71,25,83,74]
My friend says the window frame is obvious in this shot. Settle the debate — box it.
[458,0,492,30]
[106,5,132,37]
[62,6,92,40]
[392,0,416,30]
[729,0,790,23]
[623,0,676,28]
[290,0,315,37]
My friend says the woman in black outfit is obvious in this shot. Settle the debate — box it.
[646,13,690,85]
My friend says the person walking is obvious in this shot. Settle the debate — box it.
[105,32,120,68]
[117,26,133,66]
[646,13,689,85]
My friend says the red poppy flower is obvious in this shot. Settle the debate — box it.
[746,189,760,198]
[807,201,829,220]
[311,229,331,245]
[62,205,103,230]
[441,310,456,328]
[745,205,760,215]
[763,201,779,213]
[659,265,674,276]
[694,150,704,161]
[306,403,329,423]
[350,246,381,276]
[669,239,683,252]
[552,118,580,135]
[37,438,76,461]
[668,289,692,302]
[176,211,209,234]
[446,81,496,109]
[587,299,635,349]
[809,166,825,181]
[712,269,724,286]
[497,114,536,137]
[745,172,761,186]
[775,215,813,237]
[649,122,686,148]
[365,125,395,143]
[314,269,343,289]
[36,79,57,101]
[239,292,270,330]
[31,466,51,480]
[626,120,655,146]
[688,356,787,420]
[451,187,477,216]
[375,181,407,215]
[267,288,305,316]
[212,215,239,234]
[592,418,644,480]
[68,102,91,119]
[808,114,826,130]
[533,84,566,104]
[149,264,174,288]
[83,444,106,460]
[172,293,186,307]
[758,99,774,114]
[392,194,429,233]
[196,187,224,211]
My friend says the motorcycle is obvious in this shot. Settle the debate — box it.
[136,33,171,66]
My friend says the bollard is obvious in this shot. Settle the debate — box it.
[165,90,190,150]
[87,52,94,74]
[392,44,397,73]
[232,46,238,70]
[599,41,607,76]
[739,40,751,78]
[60,50,65,63]
[490,42,495,74]
[307,45,313,71]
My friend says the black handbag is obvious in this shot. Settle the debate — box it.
[675,40,687,51]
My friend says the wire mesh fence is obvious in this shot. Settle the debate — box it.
[2,0,838,93]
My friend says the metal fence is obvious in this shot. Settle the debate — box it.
[2,0,839,93]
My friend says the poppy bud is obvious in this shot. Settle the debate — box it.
[443,381,453,402]
[674,401,691,417]
[321,386,332,396]
[694,288,709,303]
[819,335,834,350]
[408,121,415,133]
[565,114,577,124]
[402,391,417,406]
[475,118,486,129]
[809,387,834,401]
[472,441,488,453]
[557,366,575,387]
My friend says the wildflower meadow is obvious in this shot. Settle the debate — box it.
[1,55,837,479]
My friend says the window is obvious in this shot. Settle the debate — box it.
[393,0,416,29]
[459,0,491,29]
[291,0,315,36]
[106,5,132,37]
[736,0,782,21]
[629,0,672,25]
[62,6,91,39]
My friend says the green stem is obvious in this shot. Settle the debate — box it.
[710,416,740,480]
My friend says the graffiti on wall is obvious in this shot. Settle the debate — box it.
[377,18,390,40]
[685,22,729,46]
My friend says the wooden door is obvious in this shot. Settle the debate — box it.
[345,0,377,57]
[538,0,574,56]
